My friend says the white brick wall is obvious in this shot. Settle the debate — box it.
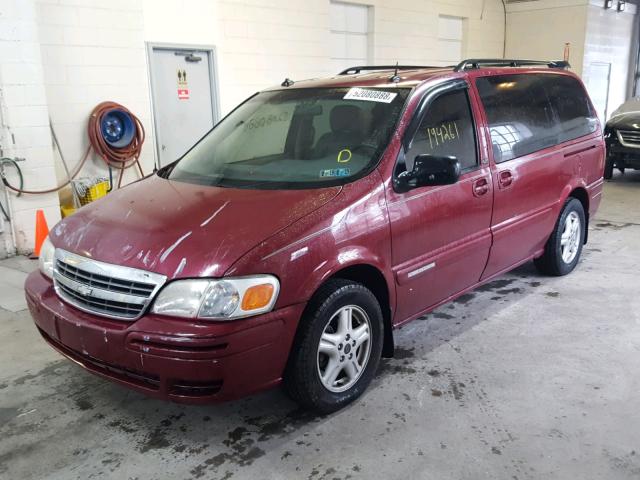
[35,0,155,188]
[144,0,506,114]
[0,0,60,256]
[506,1,589,76]
[0,0,155,256]
[505,0,638,121]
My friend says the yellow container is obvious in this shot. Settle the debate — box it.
[60,206,76,218]
[80,181,109,206]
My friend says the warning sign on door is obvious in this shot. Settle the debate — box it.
[177,68,189,99]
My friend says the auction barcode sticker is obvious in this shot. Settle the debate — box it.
[344,88,397,103]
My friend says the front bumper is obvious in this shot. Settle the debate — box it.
[25,271,304,404]
[607,139,640,169]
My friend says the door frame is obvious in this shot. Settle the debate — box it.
[587,61,611,122]
[386,79,493,322]
[145,42,221,168]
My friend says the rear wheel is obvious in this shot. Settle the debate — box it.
[284,279,384,413]
[534,198,585,276]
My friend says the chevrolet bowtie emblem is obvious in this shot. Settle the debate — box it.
[76,285,93,296]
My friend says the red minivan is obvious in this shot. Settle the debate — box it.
[25,60,605,412]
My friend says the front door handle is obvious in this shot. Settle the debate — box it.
[472,177,490,197]
[498,170,513,189]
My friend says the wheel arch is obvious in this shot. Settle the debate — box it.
[568,186,590,244]
[329,264,394,358]
[293,262,395,359]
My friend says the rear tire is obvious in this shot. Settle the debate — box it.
[284,279,384,414]
[534,198,585,276]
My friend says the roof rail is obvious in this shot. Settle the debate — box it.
[453,59,571,72]
[338,65,443,75]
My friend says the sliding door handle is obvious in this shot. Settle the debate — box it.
[498,170,513,188]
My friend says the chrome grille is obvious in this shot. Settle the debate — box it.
[53,249,167,320]
[56,261,155,297]
[617,130,640,148]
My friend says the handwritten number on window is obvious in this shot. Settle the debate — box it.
[426,122,460,149]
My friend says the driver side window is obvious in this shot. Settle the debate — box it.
[405,89,478,172]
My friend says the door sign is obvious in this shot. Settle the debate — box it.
[177,68,189,100]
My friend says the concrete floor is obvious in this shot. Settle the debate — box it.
[1,172,640,480]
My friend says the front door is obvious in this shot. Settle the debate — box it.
[387,82,493,322]
[148,45,220,167]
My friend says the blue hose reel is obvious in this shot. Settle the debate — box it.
[100,109,135,148]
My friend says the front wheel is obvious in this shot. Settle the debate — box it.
[284,279,384,413]
[534,198,585,276]
[604,156,614,180]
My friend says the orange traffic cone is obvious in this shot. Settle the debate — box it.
[32,209,50,258]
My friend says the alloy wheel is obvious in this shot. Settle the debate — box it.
[560,211,581,264]
[316,305,372,393]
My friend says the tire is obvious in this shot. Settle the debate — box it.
[534,197,585,276]
[604,156,614,180]
[284,279,384,413]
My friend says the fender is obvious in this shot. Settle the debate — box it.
[293,245,395,311]
[224,172,395,313]
[557,180,590,243]
[558,180,588,213]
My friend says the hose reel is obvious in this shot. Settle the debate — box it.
[0,101,146,196]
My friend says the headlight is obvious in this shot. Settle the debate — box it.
[38,236,55,279]
[151,275,279,320]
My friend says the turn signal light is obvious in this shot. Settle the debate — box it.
[241,284,275,311]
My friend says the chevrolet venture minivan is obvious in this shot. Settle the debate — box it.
[26,59,605,413]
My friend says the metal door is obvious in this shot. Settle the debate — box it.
[585,62,611,122]
[147,44,220,167]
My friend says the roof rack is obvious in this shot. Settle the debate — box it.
[454,59,571,72]
[338,65,443,75]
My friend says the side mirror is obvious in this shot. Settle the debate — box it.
[394,154,460,192]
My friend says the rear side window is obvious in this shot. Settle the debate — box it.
[476,74,597,163]
[405,89,478,172]
[545,75,598,143]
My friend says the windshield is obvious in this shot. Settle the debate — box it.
[166,87,410,189]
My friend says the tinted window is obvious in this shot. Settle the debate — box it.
[405,89,478,172]
[476,75,556,163]
[476,74,598,163]
[545,75,598,143]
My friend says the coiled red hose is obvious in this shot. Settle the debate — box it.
[89,101,145,188]
[0,101,145,194]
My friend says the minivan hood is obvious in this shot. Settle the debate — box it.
[51,175,340,279]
